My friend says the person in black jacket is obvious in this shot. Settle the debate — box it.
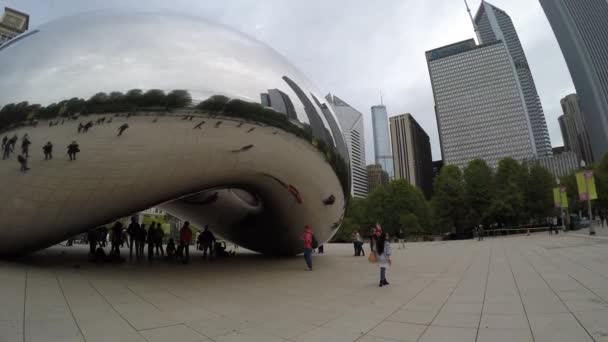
[127,216,140,259]
[198,225,216,260]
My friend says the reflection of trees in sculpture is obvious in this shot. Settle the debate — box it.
[0,90,349,198]
[0,89,193,130]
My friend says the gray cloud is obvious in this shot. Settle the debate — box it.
[2,0,575,162]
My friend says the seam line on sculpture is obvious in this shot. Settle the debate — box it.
[520,244,599,341]
[55,270,88,341]
[474,241,492,342]
[504,239,536,342]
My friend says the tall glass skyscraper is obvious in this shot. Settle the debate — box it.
[475,2,552,157]
[540,0,608,162]
[371,105,394,179]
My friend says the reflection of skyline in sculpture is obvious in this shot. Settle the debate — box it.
[0,7,29,46]
[282,76,334,147]
[260,89,297,121]
[0,12,348,256]
[310,93,349,162]
[326,93,368,198]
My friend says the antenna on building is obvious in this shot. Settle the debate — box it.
[465,0,482,43]
[380,90,384,106]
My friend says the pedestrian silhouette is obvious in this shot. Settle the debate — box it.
[236,122,244,128]
[214,121,222,128]
[21,137,31,158]
[17,155,28,173]
[83,121,93,133]
[231,144,254,153]
[117,123,129,136]
[43,142,53,160]
[246,127,255,133]
[67,141,80,160]
[78,123,84,133]
[193,121,205,129]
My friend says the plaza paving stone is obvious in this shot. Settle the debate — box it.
[1,230,608,341]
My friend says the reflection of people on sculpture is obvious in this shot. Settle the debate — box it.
[117,123,129,136]
[21,136,31,158]
[17,154,29,173]
[78,122,84,133]
[43,142,53,160]
[246,127,255,133]
[138,224,147,260]
[1,136,7,151]
[323,194,335,205]
[110,222,123,257]
[83,121,93,132]
[67,141,80,160]
[231,144,253,153]
[193,121,205,129]
[166,238,176,261]
[153,223,164,257]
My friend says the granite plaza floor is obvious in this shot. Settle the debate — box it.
[1,231,608,342]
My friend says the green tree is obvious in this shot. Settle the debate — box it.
[491,158,525,225]
[197,95,230,111]
[525,164,555,222]
[142,89,166,107]
[463,159,494,227]
[431,165,465,234]
[166,90,192,108]
[399,213,422,236]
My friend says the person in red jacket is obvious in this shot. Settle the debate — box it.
[179,221,193,264]
[301,225,314,271]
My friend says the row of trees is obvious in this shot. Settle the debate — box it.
[334,154,608,242]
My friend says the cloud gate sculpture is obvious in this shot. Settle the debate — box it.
[0,12,349,256]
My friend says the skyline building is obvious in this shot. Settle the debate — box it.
[426,39,537,169]
[558,94,594,163]
[371,104,394,179]
[260,89,297,121]
[366,164,389,193]
[0,7,29,46]
[525,151,579,178]
[474,2,552,157]
[389,113,433,199]
[326,93,368,198]
[540,0,608,162]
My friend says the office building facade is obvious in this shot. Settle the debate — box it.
[371,105,394,179]
[558,94,594,163]
[540,0,608,162]
[389,113,433,198]
[367,164,389,193]
[525,151,579,178]
[0,7,29,46]
[475,2,552,157]
[326,93,368,198]
[260,89,297,121]
[426,39,536,169]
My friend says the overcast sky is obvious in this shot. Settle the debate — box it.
[2,0,575,162]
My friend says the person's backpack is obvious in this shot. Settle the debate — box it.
[311,234,319,249]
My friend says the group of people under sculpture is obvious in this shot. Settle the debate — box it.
[86,217,217,264]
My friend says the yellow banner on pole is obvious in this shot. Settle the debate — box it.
[576,171,598,201]
[561,188,569,209]
[553,188,560,208]
[553,187,568,208]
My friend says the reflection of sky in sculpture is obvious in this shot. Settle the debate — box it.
[0,11,340,137]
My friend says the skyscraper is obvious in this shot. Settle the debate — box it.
[367,164,389,193]
[371,105,394,179]
[474,2,552,157]
[558,94,594,163]
[389,114,433,199]
[540,0,608,161]
[326,94,368,198]
[426,39,536,169]
[260,89,297,121]
[0,7,29,46]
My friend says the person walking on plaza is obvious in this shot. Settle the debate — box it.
[301,225,314,271]
[356,230,365,256]
[87,228,99,256]
[179,221,193,264]
[147,224,155,261]
[43,142,53,160]
[138,224,147,260]
[21,136,31,158]
[110,222,123,257]
[67,141,80,160]
[351,231,358,256]
[154,223,164,257]
[127,216,140,259]
[199,225,216,260]
[376,232,392,287]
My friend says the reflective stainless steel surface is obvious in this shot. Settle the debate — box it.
[0,11,349,255]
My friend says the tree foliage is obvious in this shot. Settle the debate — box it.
[525,164,555,221]
[431,165,465,234]
[491,158,525,225]
[463,159,494,227]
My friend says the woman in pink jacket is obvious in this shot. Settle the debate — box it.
[301,225,314,271]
